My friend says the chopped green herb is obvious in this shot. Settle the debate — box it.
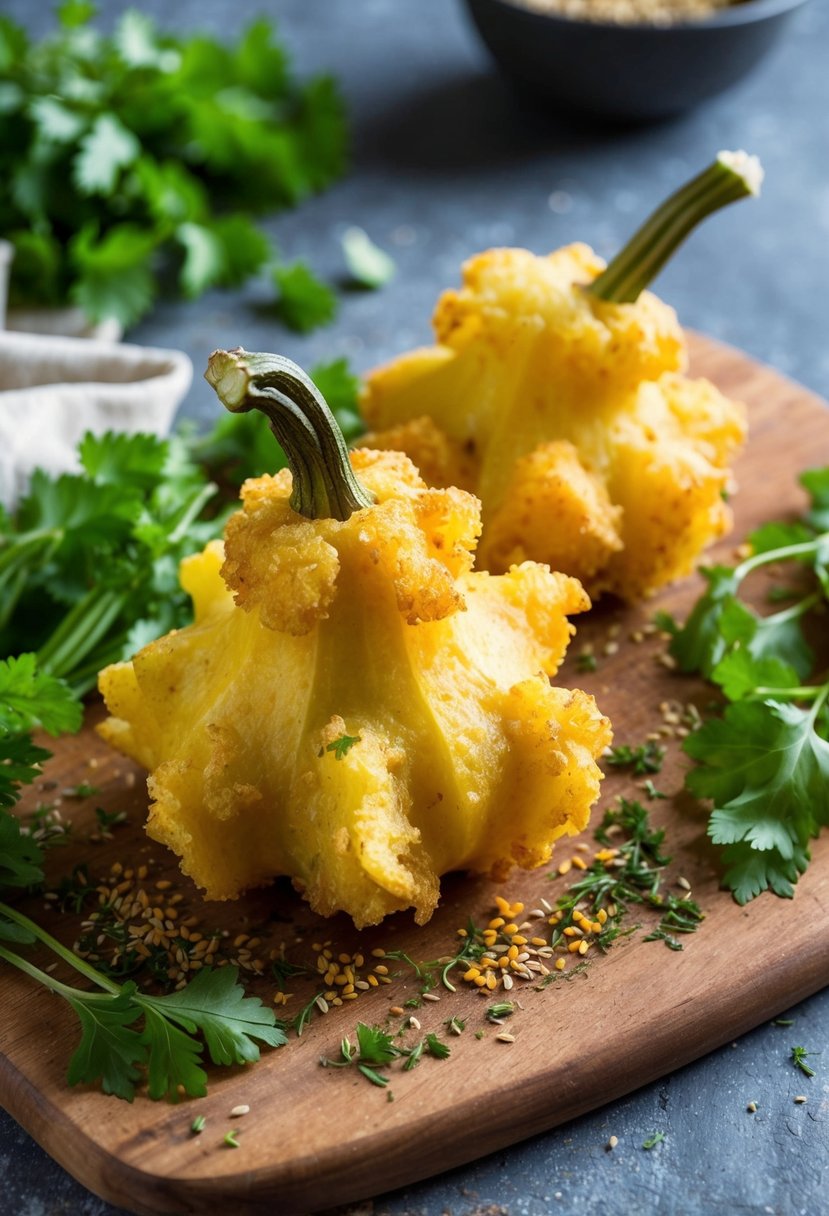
[606,741,666,775]
[63,782,100,799]
[326,734,361,761]
[791,1046,817,1078]
[576,652,598,674]
[93,806,127,832]
[643,1132,666,1149]
[642,779,667,801]
[223,1130,240,1148]
[486,1002,515,1022]
[191,1115,206,1134]
[772,1018,794,1027]
[446,1016,466,1036]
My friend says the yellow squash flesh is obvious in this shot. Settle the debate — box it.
[98,449,611,928]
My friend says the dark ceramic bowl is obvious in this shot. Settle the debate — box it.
[463,0,809,119]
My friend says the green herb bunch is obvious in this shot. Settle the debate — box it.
[0,2,346,329]
[666,467,829,904]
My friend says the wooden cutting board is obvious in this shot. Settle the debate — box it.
[2,335,828,1216]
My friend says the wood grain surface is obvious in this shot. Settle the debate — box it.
[2,335,828,1216]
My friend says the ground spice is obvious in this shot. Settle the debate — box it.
[511,0,736,25]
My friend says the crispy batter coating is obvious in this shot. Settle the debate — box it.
[362,243,747,600]
[98,451,610,928]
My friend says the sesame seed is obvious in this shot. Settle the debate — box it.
[794,1096,808,1104]
[607,1135,619,1150]
[495,1033,515,1043]
[746,1101,757,1113]
[230,1105,250,1117]
[422,992,441,1003]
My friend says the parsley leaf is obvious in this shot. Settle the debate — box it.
[272,261,337,333]
[0,655,82,736]
[136,965,286,1068]
[2,10,347,325]
[66,987,147,1102]
[674,471,829,902]
[73,114,140,195]
[685,699,829,903]
[0,802,44,887]
[141,1007,208,1102]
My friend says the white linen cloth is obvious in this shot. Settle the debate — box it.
[0,330,192,508]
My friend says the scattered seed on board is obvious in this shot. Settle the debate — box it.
[794,1096,808,1104]
[230,1105,250,1118]
[746,1101,757,1113]
[607,1135,619,1150]
[495,1032,515,1043]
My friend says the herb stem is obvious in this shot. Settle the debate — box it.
[0,901,120,993]
[0,943,118,1002]
[37,587,127,682]
[735,538,827,582]
[588,151,763,304]
[205,349,375,522]
[751,682,829,703]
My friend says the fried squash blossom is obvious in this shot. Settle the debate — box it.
[98,353,611,929]
[363,153,761,601]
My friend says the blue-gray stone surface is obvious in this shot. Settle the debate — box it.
[1,1,827,1214]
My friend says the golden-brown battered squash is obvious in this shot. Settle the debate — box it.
[98,354,611,929]
[363,154,761,600]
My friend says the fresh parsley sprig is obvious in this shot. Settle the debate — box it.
[668,467,829,904]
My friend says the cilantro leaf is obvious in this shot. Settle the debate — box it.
[137,966,285,1067]
[273,261,337,333]
[66,988,147,1102]
[0,655,82,736]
